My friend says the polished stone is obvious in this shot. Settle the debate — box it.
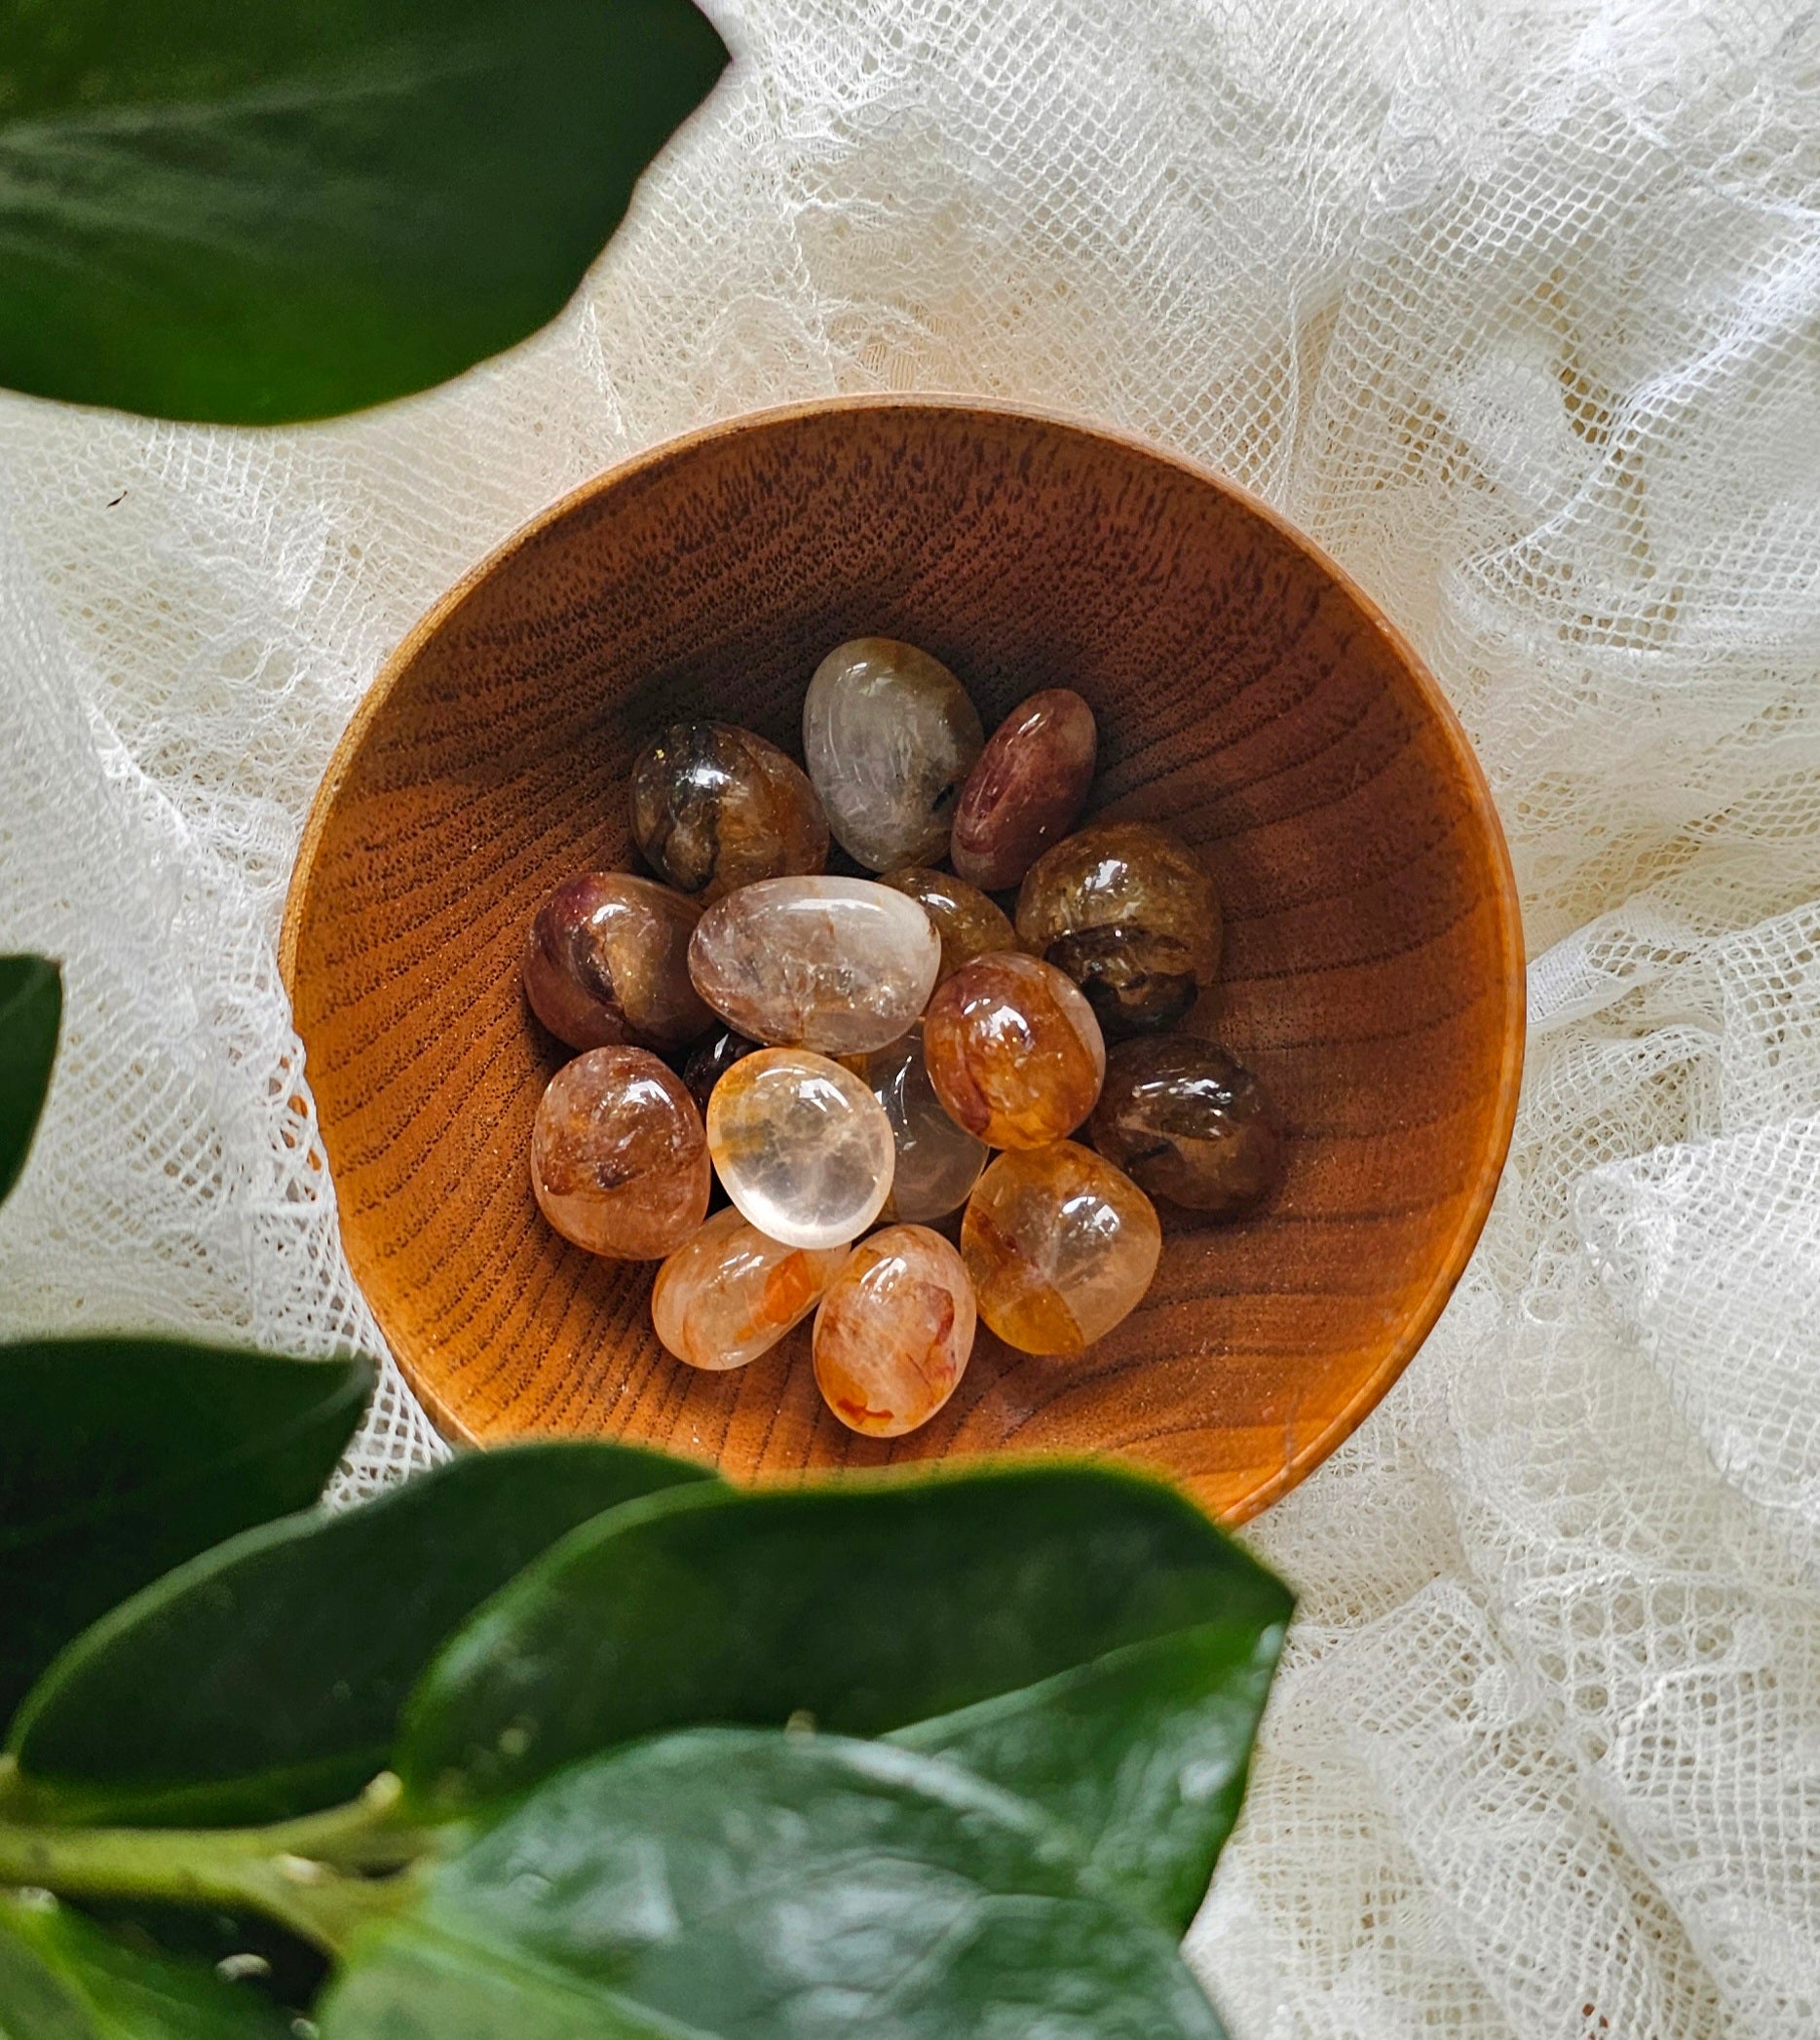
[705,1046,895,1250]
[1015,820,1221,1037]
[801,638,984,870]
[844,1026,989,1224]
[689,876,941,1055]
[813,1224,976,1436]
[531,1046,709,1259]
[951,688,1097,890]
[522,871,711,1053]
[652,1205,849,1372]
[960,1140,1160,1354]
[631,721,828,903]
[923,951,1105,1150]
[1089,1034,1285,1215]
[877,865,1018,983]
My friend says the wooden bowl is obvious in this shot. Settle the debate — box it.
[282,397,1523,1523]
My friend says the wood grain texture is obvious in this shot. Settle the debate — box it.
[282,397,1525,1523]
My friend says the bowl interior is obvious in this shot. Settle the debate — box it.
[283,398,1522,1522]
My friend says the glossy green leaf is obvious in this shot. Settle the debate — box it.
[0,1340,372,1729]
[0,1890,288,2039]
[890,1618,1284,1933]
[0,0,728,424]
[10,1441,716,1827]
[398,1464,1294,1834]
[0,956,60,1208]
[319,1729,1230,2040]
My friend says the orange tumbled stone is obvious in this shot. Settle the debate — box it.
[876,866,1018,983]
[530,1046,709,1259]
[812,1224,976,1436]
[923,951,1106,1150]
[652,1206,849,1372]
[960,1141,1160,1354]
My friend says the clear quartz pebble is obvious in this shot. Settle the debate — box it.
[801,638,985,870]
[813,1224,976,1436]
[845,1027,988,1224]
[688,876,940,1055]
[652,1206,849,1372]
[705,1046,895,1250]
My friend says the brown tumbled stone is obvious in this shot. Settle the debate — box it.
[1016,820,1221,1038]
[631,721,828,903]
[531,1046,709,1259]
[1089,1035,1285,1216]
[522,872,712,1053]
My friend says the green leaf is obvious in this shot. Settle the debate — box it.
[397,1464,1294,1848]
[0,956,60,1208]
[0,0,728,424]
[0,1340,371,1730]
[890,1620,1284,1934]
[10,1441,716,1827]
[0,1890,289,2039]
[318,1729,1230,2040]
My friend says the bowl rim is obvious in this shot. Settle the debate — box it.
[281,392,1526,1521]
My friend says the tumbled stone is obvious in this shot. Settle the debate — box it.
[681,1026,759,1116]
[961,1141,1160,1354]
[1015,820,1221,1038]
[1088,1035,1286,1216]
[813,1224,976,1436]
[877,866,1018,983]
[531,1046,709,1259]
[522,872,712,1053]
[631,721,828,903]
[923,952,1105,1150]
[801,638,984,870]
[689,877,941,1055]
[652,1205,849,1372]
[951,689,1098,890]
[844,1027,989,1224]
[705,1046,894,1250]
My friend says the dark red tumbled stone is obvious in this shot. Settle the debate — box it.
[951,689,1097,891]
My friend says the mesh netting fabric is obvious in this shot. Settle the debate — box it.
[2,0,1817,2026]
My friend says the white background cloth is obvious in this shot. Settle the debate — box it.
[2,0,1817,2029]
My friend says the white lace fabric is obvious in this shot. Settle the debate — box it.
[2,0,1817,2029]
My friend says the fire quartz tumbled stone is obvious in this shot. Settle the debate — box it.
[531,1046,709,1260]
[652,1205,849,1372]
[630,721,829,903]
[1089,1034,1287,1216]
[961,1140,1160,1355]
[688,876,941,1055]
[1015,820,1222,1038]
[844,1027,989,1224]
[951,688,1098,891]
[522,872,712,1053]
[923,951,1106,1150]
[801,638,984,870]
[705,1046,895,1250]
[877,866,1018,984]
[813,1224,976,1436]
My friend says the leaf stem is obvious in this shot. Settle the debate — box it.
[0,1771,439,1955]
